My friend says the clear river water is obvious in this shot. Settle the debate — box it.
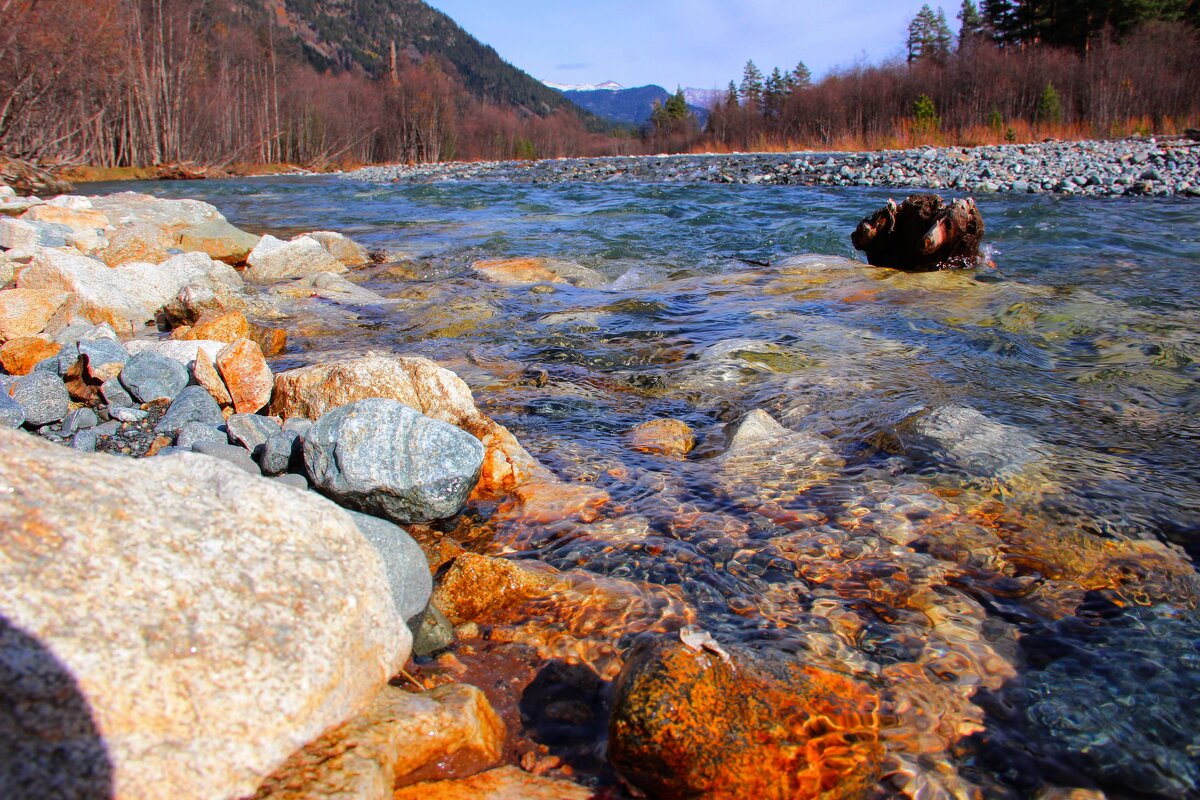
[93,175,1200,798]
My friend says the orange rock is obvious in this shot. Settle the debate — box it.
[470,257,566,285]
[168,325,193,340]
[502,481,609,525]
[22,204,109,232]
[63,356,103,404]
[628,418,695,458]
[249,322,287,357]
[608,634,883,800]
[182,310,249,343]
[193,348,233,407]
[252,684,504,800]
[98,224,170,267]
[393,766,593,800]
[0,336,60,375]
[215,338,272,414]
[269,354,550,497]
[431,552,553,625]
[0,288,69,342]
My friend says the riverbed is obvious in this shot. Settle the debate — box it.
[91,170,1200,798]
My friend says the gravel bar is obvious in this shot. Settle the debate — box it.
[351,138,1200,198]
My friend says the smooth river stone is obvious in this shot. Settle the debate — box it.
[303,398,484,525]
[119,350,189,403]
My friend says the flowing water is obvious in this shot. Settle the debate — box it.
[94,175,1200,798]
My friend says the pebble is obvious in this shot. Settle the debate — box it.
[61,407,99,434]
[352,138,1200,198]
[120,351,189,404]
[225,413,280,457]
[93,420,121,437]
[257,430,301,476]
[272,473,309,490]
[175,421,227,449]
[191,440,262,475]
[100,377,134,408]
[110,407,149,423]
[0,391,25,428]
[69,429,97,452]
[79,338,129,382]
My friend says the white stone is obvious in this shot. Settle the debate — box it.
[45,195,93,210]
[245,234,347,284]
[126,338,226,368]
[305,230,370,267]
[0,429,408,800]
[0,217,38,251]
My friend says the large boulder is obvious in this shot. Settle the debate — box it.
[271,353,548,497]
[470,257,605,288]
[303,398,485,524]
[851,194,984,271]
[244,235,348,284]
[608,633,884,800]
[0,288,70,342]
[0,430,408,800]
[89,192,260,263]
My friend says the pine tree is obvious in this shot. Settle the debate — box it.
[764,67,784,118]
[958,0,985,48]
[981,0,1022,45]
[790,61,812,90]
[739,60,764,108]
[1036,81,1063,124]
[907,5,952,63]
[933,7,954,59]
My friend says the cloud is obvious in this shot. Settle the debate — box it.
[555,62,592,71]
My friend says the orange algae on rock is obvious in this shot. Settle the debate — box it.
[628,418,695,458]
[608,636,883,800]
[0,336,59,375]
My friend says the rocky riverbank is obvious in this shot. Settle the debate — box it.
[352,137,1200,197]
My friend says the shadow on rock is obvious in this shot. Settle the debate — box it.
[519,659,613,780]
[0,614,113,799]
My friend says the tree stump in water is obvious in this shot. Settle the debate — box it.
[851,193,984,271]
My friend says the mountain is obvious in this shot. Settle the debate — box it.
[268,0,585,117]
[544,80,625,92]
[547,83,710,126]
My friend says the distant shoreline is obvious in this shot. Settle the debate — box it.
[348,137,1200,199]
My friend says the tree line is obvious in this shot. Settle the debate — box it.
[0,0,622,169]
[702,0,1199,152]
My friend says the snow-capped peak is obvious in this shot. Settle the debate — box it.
[543,80,624,92]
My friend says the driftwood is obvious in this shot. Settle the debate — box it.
[851,193,985,271]
[0,156,74,195]
[155,162,210,180]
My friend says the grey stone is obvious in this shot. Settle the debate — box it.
[900,404,1044,479]
[303,398,484,525]
[79,338,129,382]
[109,407,148,423]
[93,420,121,437]
[346,511,433,628]
[69,429,97,452]
[100,377,134,408]
[411,604,455,657]
[258,430,301,476]
[225,414,280,457]
[191,441,261,475]
[33,357,60,375]
[174,421,226,450]
[0,391,25,428]
[11,371,68,427]
[154,385,223,434]
[281,417,314,437]
[119,351,189,404]
[61,407,99,434]
[150,445,189,457]
[272,473,309,490]
[0,428,406,800]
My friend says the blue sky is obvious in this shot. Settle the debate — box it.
[426,1,961,90]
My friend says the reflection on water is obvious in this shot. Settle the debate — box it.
[91,175,1200,797]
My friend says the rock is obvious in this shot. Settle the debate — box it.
[109,407,148,423]
[269,272,386,305]
[191,441,262,475]
[304,399,484,525]
[21,203,109,235]
[225,413,280,457]
[0,390,24,427]
[628,418,695,458]
[93,420,121,436]
[470,257,605,288]
[78,337,129,382]
[253,684,504,800]
[9,370,68,426]
[346,511,432,627]
[502,481,609,525]
[244,234,347,283]
[159,282,249,328]
[63,356,103,404]
[282,417,314,436]
[98,223,171,267]
[126,338,226,369]
[411,604,455,657]
[215,339,272,414]
[249,322,288,357]
[90,192,260,263]
[306,230,371,267]
[258,430,301,476]
[725,408,788,450]
[100,377,134,408]
[851,193,985,271]
[0,288,69,342]
[61,407,99,434]
[174,421,227,449]
[0,336,60,375]
[0,429,407,800]
[272,473,309,490]
[178,310,249,343]
[431,552,550,625]
[899,404,1044,479]
[193,347,233,407]
[0,252,13,286]
[119,350,189,403]
[608,634,884,800]
[271,354,546,498]
[69,428,97,451]
[155,385,225,434]
[392,766,593,800]
[0,217,39,250]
